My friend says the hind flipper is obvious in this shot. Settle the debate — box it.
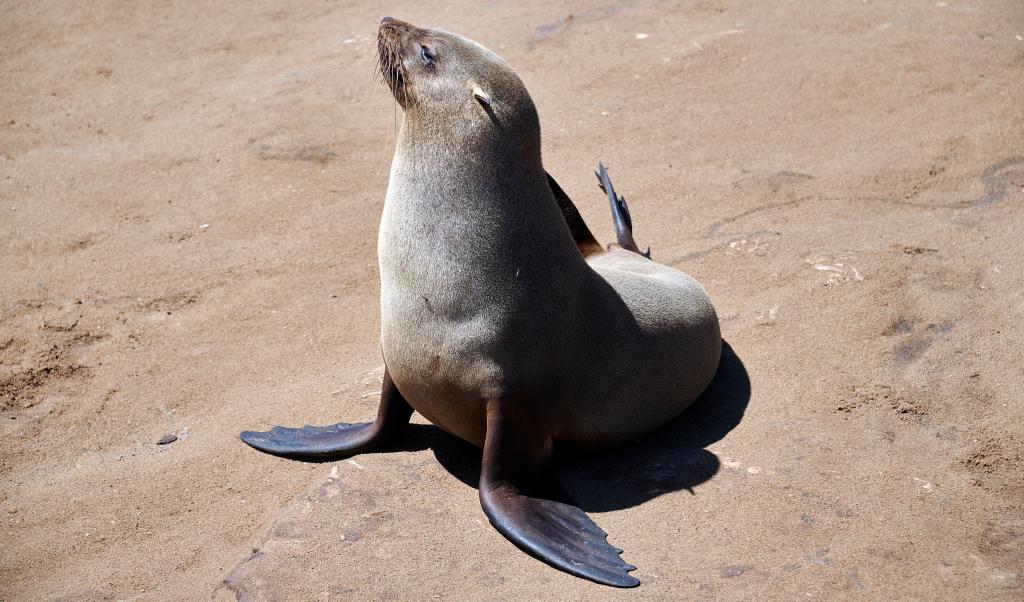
[478,399,640,587]
[595,162,651,258]
[239,368,413,460]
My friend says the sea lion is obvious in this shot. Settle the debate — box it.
[241,17,721,587]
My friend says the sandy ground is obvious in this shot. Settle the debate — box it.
[2,1,1023,599]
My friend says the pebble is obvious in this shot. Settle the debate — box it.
[156,434,178,445]
[987,569,1019,590]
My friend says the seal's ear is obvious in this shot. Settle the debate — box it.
[472,85,492,108]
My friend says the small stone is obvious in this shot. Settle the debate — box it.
[720,564,752,578]
[987,569,1019,589]
[156,434,178,445]
[807,548,831,566]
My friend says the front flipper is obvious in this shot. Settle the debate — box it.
[478,400,640,587]
[546,171,603,257]
[239,368,413,460]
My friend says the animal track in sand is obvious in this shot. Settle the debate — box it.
[1,310,106,412]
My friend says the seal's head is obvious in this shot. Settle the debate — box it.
[377,17,539,153]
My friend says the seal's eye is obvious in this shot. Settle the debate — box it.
[419,45,436,68]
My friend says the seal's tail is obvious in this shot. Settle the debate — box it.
[596,162,651,258]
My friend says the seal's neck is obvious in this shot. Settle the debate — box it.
[391,119,564,248]
[380,117,585,306]
[401,101,542,167]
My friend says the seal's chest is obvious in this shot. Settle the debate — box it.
[378,289,496,447]
[380,279,504,379]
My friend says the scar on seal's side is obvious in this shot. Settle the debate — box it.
[241,17,721,588]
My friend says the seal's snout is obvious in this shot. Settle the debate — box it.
[378,16,414,34]
[377,20,409,104]
[377,18,427,108]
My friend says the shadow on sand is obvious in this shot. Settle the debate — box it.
[402,341,751,511]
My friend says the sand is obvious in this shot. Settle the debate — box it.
[2,1,1022,599]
